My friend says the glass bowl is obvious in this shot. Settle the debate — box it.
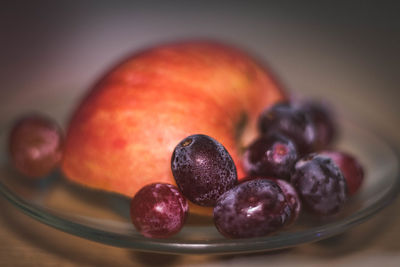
[0,115,399,255]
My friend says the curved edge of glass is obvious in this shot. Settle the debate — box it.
[0,171,399,255]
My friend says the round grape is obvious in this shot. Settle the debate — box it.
[242,133,298,180]
[291,154,348,215]
[258,102,317,154]
[299,100,337,149]
[130,183,188,238]
[9,113,64,178]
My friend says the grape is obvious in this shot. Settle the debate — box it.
[258,103,317,154]
[273,179,301,225]
[241,177,301,225]
[242,133,298,180]
[320,151,364,195]
[171,134,237,206]
[130,183,188,238]
[291,154,348,215]
[299,100,337,149]
[9,114,64,178]
[213,179,292,238]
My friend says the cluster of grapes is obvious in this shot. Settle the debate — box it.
[8,100,364,240]
[130,100,364,239]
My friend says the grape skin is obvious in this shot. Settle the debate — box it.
[258,102,317,154]
[130,183,188,238]
[320,151,364,196]
[291,154,348,215]
[9,114,64,178]
[213,179,292,238]
[299,100,337,149]
[273,178,301,225]
[242,133,298,180]
[171,134,237,206]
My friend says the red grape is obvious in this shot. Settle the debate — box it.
[130,183,188,238]
[9,114,63,178]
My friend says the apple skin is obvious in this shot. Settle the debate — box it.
[61,41,286,214]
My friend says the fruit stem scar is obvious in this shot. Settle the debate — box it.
[182,138,193,147]
[235,111,248,152]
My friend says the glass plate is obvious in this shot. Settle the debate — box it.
[0,117,399,255]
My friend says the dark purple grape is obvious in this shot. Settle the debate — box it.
[273,179,301,225]
[320,151,364,196]
[171,134,237,206]
[242,133,298,180]
[291,154,348,215]
[9,114,64,178]
[213,179,292,238]
[241,176,301,226]
[130,183,188,238]
[299,100,337,149]
[258,103,317,154]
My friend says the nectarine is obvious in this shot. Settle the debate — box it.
[61,41,286,214]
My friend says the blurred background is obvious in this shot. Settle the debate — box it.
[1,1,399,140]
[0,1,399,266]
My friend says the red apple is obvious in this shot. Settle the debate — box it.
[61,41,286,214]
